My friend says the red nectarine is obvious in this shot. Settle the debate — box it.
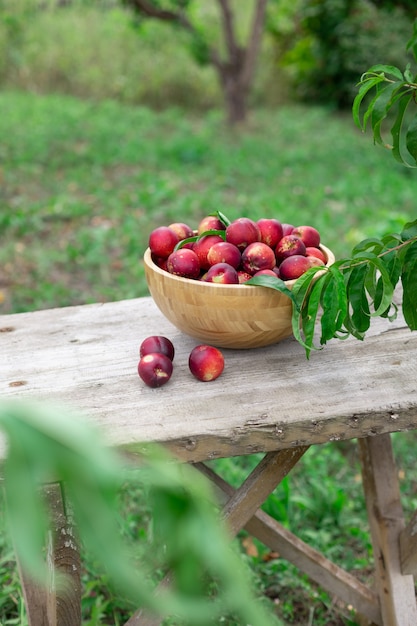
[189,345,225,382]
[138,353,173,387]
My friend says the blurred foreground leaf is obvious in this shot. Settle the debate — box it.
[0,400,274,625]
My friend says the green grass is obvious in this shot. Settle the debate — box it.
[1,91,416,314]
[1,91,417,625]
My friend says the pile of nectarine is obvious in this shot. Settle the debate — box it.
[148,215,326,283]
[138,335,224,387]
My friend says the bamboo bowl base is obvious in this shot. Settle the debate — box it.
[144,245,335,349]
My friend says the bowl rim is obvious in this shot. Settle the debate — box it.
[143,244,335,289]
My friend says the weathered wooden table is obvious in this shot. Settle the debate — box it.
[2,295,417,626]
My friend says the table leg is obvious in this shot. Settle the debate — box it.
[221,447,309,536]
[400,509,417,576]
[127,447,309,626]
[358,434,417,626]
[197,461,382,626]
[16,483,81,626]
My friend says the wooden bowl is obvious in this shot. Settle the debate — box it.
[144,245,335,349]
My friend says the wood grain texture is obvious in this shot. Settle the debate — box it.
[359,435,417,626]
[15,558,48,626]
[221,447,308,536]
[1,296,416,466]
[14,484,81,626]
[400,510,417,576]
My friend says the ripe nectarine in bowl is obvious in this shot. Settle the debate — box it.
[143,244,335,350]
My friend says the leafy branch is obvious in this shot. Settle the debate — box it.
[248,220,417,358]
[249,22,417,358]
[353,19,417,167]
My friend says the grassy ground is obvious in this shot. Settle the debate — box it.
[1,91,417,625]
[1,91,416,315]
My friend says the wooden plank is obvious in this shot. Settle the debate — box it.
[44,483,81,626]
[400,509,417,575]
[14,559,48,626]
[197,462,382,626]
[358,434,417,626]
[222,447,308,536]
[14,483,81,626]
[1,298,417,465]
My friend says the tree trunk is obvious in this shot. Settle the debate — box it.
[224,78,248,126]
[123,0,268,126]
[217,49,249,125]
[214,0,268,126]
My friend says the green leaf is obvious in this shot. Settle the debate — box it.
[406,20,417,58]
[353,74,387,130]
[365,64,405,81]
[367,257,394,317]
[0,401,275,626]
[175,228,227,250]
[345,262,370,337]
[401,219,417,242]
[3,435,50,583]
[404,64,414,84]
[401,240,417,330]
[291,266,324,304]
[300,275,329,357]
[209,210,231,227]
[0,401,125,589]
[374,245,401,319]
[372,82,406,147]
[406,114,417,163]
[197,229,227,240]
[319,265,348,344]
[175,235,198,250]
[363,254,379,300]
[245,274,297,307]
[352,237,384,257]
[360,87,382,135]
[391,91,416,167]
[290,267,328,357]
[381,231,403,247]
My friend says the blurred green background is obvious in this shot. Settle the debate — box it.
[1,0,417,314]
